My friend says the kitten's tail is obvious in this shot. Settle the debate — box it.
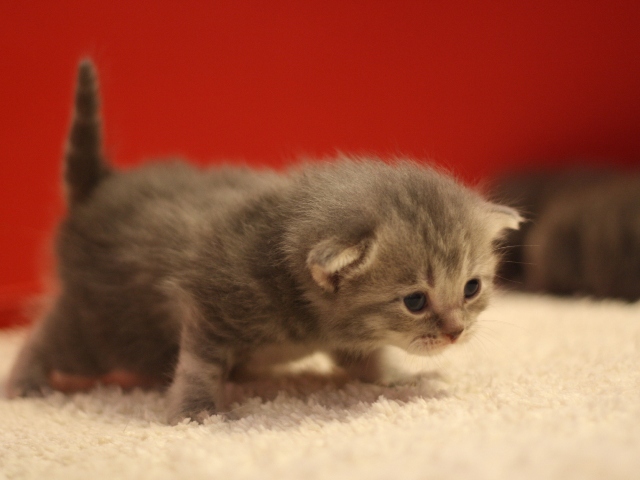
[64,58,110,206]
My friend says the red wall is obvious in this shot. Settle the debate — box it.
[1,1,640,326]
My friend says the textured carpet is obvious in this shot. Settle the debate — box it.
[1,293,639,480]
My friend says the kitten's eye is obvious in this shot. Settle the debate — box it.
[403,292,427,312]
[464,279,481,299]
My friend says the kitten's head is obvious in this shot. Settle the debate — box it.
[289,158,521,354]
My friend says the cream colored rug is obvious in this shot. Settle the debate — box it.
[1,293,639,480]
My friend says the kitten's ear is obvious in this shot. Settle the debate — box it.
[486,203,524,239]
[307,236,377,292]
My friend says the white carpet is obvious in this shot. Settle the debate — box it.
[1,293,639,480]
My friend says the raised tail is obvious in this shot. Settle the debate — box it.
[64,59,110,206]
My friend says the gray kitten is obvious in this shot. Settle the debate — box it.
[7,60,522,424]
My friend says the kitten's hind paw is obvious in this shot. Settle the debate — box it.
[6,356,51,399]
[4,376,52,399]
[5,330,52,399]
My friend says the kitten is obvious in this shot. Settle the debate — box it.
[7,60,522,424]
[491,169,640,301]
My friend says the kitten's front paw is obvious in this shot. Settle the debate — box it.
[332,348,386,384]
[166,383,222,425]
[383,370,447,387]
[167,406,217,425]
[167,347,228,424]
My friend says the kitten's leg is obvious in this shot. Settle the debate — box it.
[7,298,106,398]
[5,322,51,398]
[331,348,385,384]
[166,345,231,425]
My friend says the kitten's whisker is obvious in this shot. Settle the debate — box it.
[494,274,523,285]
[493,244,540,250]
[472,327,522,357]
[400,353,429,375]
[466,337,491,360]
[481,318,532,333]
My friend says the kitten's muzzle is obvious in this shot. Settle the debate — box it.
[433,314,465,343]
[443,327,464,343]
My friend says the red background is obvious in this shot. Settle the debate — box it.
[1,1,640,326]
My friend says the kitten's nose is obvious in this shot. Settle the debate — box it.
[435,313,465,343]
[443,327,464,343]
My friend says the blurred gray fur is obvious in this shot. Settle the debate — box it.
[491,168,640,301]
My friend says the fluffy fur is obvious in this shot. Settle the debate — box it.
[7,60,521,424]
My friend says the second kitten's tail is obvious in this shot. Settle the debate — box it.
[64,59,110,206]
